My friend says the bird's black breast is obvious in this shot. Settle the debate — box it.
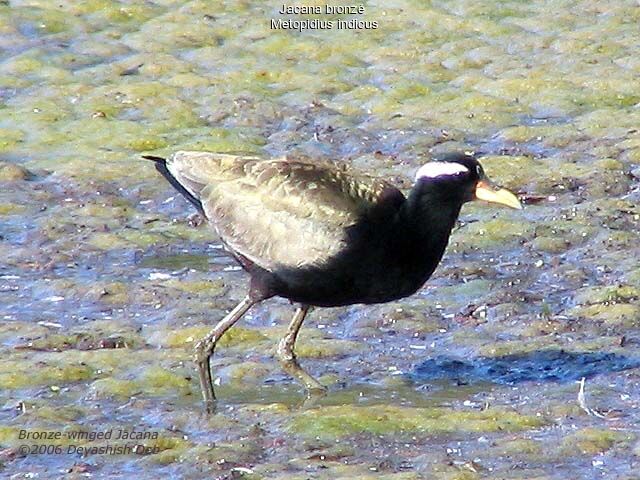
[256,187,449,307]
[266,230,445,307]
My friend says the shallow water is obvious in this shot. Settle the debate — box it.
[1,0,640,478]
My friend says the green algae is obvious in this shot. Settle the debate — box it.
[141,253,211,271]
[532,236,571,253]
[373,303,443,335]
[425,470,480,480]
[452,217,533,251]
[432,279,494,305]
[0,55,44,76]
[0,360,95,389]
[477,338,615,358]
[569,303,640,327]
[118,229,166,247]
[162,278,226,296]
[91,366,192,399]
[0,128,25,151]
[147,324,267,349]
[85,281,132,305]
[178,127,266,153]
[294,338,363,359]
[139,366,192,395]
[31,405,87,424]
[0,339,174,393]
[146,221,214,242]
[13,330,140,351]
[627,268,640,289]
[289,405,546,440]
[0,203,26,215]
[218,361,275,383]
[492,437,542,457]
[90,378,141,398]
[129,136,169,152]
[87,231,133,250]
[560,428,635,456]
[0,426,20,446]
[215,325,270,349]
[574,285,640,305]
[145,436,193,465]
[176,438,264,469]
[74,201,134,221]
[0,426,70,447]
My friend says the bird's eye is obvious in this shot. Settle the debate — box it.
[476,165,482,177]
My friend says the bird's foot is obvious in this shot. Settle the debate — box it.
[203,398,217,415]
[278,356,327,394]
[194,342,217,414]
[299,387,327,410]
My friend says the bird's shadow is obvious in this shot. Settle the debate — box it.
[409,349,640,385]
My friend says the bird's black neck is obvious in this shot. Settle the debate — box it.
[395,179,465,275]
[404,178,465,227]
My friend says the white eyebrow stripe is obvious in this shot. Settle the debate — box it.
[415,162,469,180]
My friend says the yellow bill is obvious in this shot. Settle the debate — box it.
[475,180,522,210]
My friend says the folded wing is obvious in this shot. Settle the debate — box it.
[163,151,399,271]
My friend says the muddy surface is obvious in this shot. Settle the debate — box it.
[1,0,640,479]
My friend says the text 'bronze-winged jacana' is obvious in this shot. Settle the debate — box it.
[145,151,522,412]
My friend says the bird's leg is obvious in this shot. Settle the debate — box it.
[276,305,326,392]
[194,296,255,413]
[276,305,309,362]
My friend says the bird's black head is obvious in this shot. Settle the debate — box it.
[415,152,521,209]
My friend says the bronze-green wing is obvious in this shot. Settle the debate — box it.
[163,151,398,271]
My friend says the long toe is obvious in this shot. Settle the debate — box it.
[194,345,216,409]
[280,357,326,393]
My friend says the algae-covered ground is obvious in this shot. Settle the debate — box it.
[1,0,640,478]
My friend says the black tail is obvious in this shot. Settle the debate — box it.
[142,155,205,215]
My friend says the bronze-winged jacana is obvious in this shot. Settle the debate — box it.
[144,151,521,412]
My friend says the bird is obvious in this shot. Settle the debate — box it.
[144,151,522,412]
